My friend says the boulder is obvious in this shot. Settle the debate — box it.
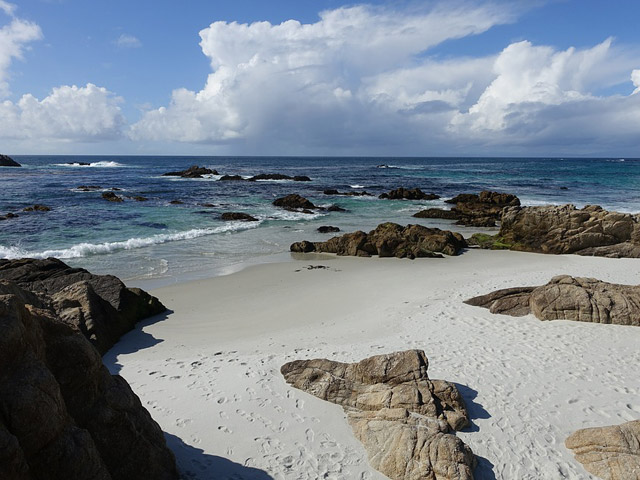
[102,192,123,202]
[465,275,640,326]
[273,194,316,211]
[249,173,311,182]
[317,226,340,233]
[0,154,21,167]
[220,212,258,222]
[23,204,51,212]
[379,188,440,200]
[496,204,640,257]
[162,165,218,178]
[566,420,640,480]
[291,222,466,258]
[0,280,179,480]
[0,258,166,354]
[219,175,244,181]
[413,208,459,220]
[281,350,474,480]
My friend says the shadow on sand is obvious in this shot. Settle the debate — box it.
[165,432,274,480]
[455,383,497,480]
[102,310,173,375]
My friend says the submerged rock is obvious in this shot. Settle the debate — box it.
[379,187,439,200]
[0,280,178,480]
[0,258,166,354]
[0,154,21,167]
[323,189,373,197]
[291,222,466,258]
[23,204,51,212]
[162,165,218,178]
[465,275,640,326]
[566,420,640,480]
[220,212,258,222]
[281,350,474,480]
[102,192,123,202]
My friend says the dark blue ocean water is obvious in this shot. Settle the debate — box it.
[1,156,639,286]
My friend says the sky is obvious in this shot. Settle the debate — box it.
[1,0,639,157]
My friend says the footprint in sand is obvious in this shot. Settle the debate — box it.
[296,398,305,409]
[175,418,193,428]
[218,425,232,433]
[305,428,315,442]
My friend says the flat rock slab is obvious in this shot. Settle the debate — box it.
[281,350,475,480]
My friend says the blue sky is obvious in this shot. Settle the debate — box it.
[1,0,639,156]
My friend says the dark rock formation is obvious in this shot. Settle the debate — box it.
[249,173,311,182]
[220,212,258,222]
[130,196,148,202]
[566,420,640,479]
[327,205,347,212]
[379,188,439,200]
[169,199,184,205]
[317,226,340,233]
[291,222,466,258]
[23,204,51,212]
[0,213,18,221]
[323,189,373,197]
[77,185,102,191]
[0,280,178,480]
[162,165,218,178]
[219,175,244,181]
[281,350,474,480]
[494,204,640,257]
[0,258,166,354]
[273,194,316,211]
[415,191,520,227]
[465,275,640,326]
[102,192,123,203]
[0,154,21,167]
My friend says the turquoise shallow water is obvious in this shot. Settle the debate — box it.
[1,156,639,287]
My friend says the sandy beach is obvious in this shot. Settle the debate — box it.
[103,249,640,480]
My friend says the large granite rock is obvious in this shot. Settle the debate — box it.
[414,191,520,227]
[291,222,466,258]
[566,420,640,480]
[0,154,21,167]
[465,275,640,326]
[379,188,439,200]
[281,350,474,480]
[0,280,178,480]
[273,194,316,211]
[162,165,218,178]
[0,258,166,354]
[494,204,640,257]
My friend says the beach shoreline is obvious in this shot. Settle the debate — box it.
[103,248,640,479]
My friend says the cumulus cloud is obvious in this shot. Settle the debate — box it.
[632,69,640,95]
[130,3,516,148]
[115,33,141,49]
[0,2,42,97]
[0,83,125,141]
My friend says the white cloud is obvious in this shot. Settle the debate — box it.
[0,83,125,141]
[0,4,42,97]
[130,3,516,147]
[632,69,640,95]
[115,33,141,49]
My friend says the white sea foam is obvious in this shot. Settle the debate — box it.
[54,161,124,168]
[349,185,365,189]
[0,223,259,260]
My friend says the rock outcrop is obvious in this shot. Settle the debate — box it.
[162,165,218,178]
[379,188,439,201]
[465,275,640,326]
[249,173,311,182]
[317,226,340,233]
[566,420,640,480]
[0,280,179,480]
[273,194,317,211]
[414,191,520,227]
[23,204,51,212]
[102,192,123,203]
[0,258,166,354]
[220,212,258,222]
[493,204,640,257]
[0,154,21,167]
[291,222,466,258]
[281,350,474,480]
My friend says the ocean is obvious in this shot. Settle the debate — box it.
[1,156,639,288]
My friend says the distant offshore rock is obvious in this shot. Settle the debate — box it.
[281,350,474,480]
[291,222,467,258]
[414,191,520,227]
[379,187,439,200]
[465,275,640,326]
[469,204,640,257]
[162,165,218,178]
[23,204,51,212]
[249,173,311,182]
[102,191,124,202]
[323,189,373,197]
[0,272,177,479]
[0,154,20,167]
[566,419,640,479]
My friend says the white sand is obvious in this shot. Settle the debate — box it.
[104,249,640,480]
